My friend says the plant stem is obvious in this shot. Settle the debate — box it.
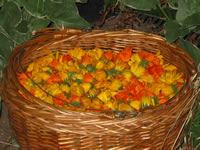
[157,0,169,19]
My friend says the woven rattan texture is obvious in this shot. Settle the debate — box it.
[0,28,198,150]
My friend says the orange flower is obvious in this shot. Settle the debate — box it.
[48,59,59,67]
[138,51,155,61]
[115,90,129,102]
[62,55,74,62]
[81,55,92,66]
[47,72,62,84]
[83,73,94,83]
[148,64,164,76]
[104,51,115,61]
[53,93,68,106]
[117,47,132,62]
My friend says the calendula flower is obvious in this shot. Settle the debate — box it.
[83,73,94,83]
[80,97,92,108]
[60,84,70,93]
[109,79,122,91]
[159,71,184,84]
[129,101,141,111]
[70,85,84,96]
[138,51,155,62]
[141,96,155,109]
[97,90,112,103]
[115,59,129,71]
[130,62,145,77]
[95,70,107,81]
[87,49,104,60]
[104,51,115,61]
[128,53,141,66]
[118,103,133,111]
[88,88,98,98]
[96,60,105,70]
[68,48,85,60]
[139,74,154,83]
[80,82,92,93]
[122,70,133,82]
[104,61,115,70]
[155,51,163,65]
[163,64,177,71]
[91,98,103,109]
[117,47,132,62]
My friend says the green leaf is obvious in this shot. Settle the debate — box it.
[28,18,50,31]
[44,0,91,28]
[179,39,200,65]
[18,0,46,18]
[0,1,22,34]
[164,20,190,44]
[16,20,29,33]
[176,0,200,23]
[168,0,178,10]
[76,0,88,3]
[104,0,117,10]
[182,13,200,27]
[0,32,14,61]
[123,0,158,11]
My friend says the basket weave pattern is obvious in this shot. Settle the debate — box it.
[0,28,198,150]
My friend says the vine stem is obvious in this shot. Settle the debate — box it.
[157,0,169,19]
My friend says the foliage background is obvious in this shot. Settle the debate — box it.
[0,0,200,148]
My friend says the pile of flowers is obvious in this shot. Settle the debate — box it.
[18,47,185,112]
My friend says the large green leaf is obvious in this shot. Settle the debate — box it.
[123,0,158,11]
[0,1,22,34]
[176,0,200,23]
[0,32,13,60]
[17,0,46,18]
[182,13,200,27]
[164,20,190,44]
[44,0,90,28]
[179,39,200,65]
[28,18,50,31]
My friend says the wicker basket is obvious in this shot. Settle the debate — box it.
[0,28,199,150]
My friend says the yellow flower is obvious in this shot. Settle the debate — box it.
[115,59,127,71]
[156,51,163,65]
[95,70,107,81]
[43,96,53,104]
[128,53,141,66]
[97,90,112,103]
[139,75,154,83]
[70,85,84,96]
[141,96,155,108]
[130,62,145,77]
[163,64,177,71]
[159,71,184,84]
[96,60,105,70]
[81,97,92,108]
[118,103,133,111]
[68,48,85,60]
[109,79,122,91]
[87,49,104,60]
[60,84,70,93]
[122,70,133,82]
[129,101,141,111]
[81,83,92,93]
[161,84,174,96]
[91,98,103,109]
[88,88,98,98]
[104,61,115,70]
